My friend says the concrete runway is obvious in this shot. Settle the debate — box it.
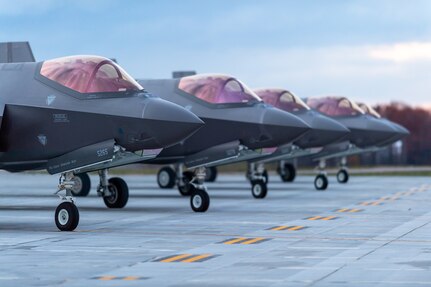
[1,172,431,286]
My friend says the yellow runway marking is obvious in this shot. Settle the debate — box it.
[98,276,116,281]
[159,254,193,263]
[223,237,247,244]
[288,226,305,231]
[241,237,266,245]
[182,254,212,263]
[123,276,139,281]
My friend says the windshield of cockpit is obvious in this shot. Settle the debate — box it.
[178,74,261,104]
[40,56,143,94]
[358,103,381,118]
[307,97,364,117]
[255,89,309,112]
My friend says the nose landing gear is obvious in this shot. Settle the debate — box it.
[54,172,80,231]
[248,163,268,199]
[314,159,328,191]
[336,157,349,184]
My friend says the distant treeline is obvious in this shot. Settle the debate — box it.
[375,102,430,165]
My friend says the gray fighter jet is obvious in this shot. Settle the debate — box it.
[301,96,409,190]
[242,89,350,185]
[0,42,203,231]
[136,75,310,209]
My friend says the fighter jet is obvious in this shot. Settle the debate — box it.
[241,89,350,184]
[0,42,203,231]
[134,75,310,209]
[301,96,408,190]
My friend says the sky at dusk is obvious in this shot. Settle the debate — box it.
[0,0,430,106]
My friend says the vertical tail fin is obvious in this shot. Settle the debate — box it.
[0,42,36,63]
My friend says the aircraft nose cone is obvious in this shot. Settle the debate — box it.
[375,120,410,146]
[259,108,310,147]
[392,121,410,136]
[352,115,396,147]
[294,111,350,148]
[143,98,204,147]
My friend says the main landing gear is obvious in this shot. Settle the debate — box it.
[247,163,268,199]
[277,161,296,182]
[336,157,349,184]
[97,169,129,208]
[314,159,328,191]
[69,173,91,197]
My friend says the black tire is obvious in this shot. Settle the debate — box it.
[205,166,218,182]
[177,171,194,196]
[314,174,328,190]
[70,173,91,197]
[280,163,296,182]
[337,169,349,183]
[55,201,79,231]
[190,187,210,212]
[178,184,192,196]
[157,167,176,189]
[262,170,269,184]
[103,177,129,208]
[251,180,268,199]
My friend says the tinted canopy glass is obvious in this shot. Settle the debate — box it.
[178,74,261,104]
[307,96,364,117]
[255,89,309,112]
[40,56,143,94]
[358,103,381,118]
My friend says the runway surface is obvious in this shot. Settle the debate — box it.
[1,172,431,286]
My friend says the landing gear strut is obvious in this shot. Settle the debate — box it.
[248,163,268,199]
[277,161,296,182]
[54,172,80,231]
[314,159,328,191]
[336,157,349,184]
[97,169,129,208]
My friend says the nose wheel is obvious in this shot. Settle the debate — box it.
[314,174,328,190]
[251,180,267,198]
[54,172,80,231]
[190,186,210,212]
[55,201,79,231]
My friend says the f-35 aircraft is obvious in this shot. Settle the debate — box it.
[242,89,350,184]
[302,96,409,189]
[137,75,310,209]
[0,42,203,231]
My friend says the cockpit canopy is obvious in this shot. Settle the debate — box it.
[178,74,262,104]
[40,56,143,94]
[358,103,381,118]
[254,89,310,112]
[307,96,365,117]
